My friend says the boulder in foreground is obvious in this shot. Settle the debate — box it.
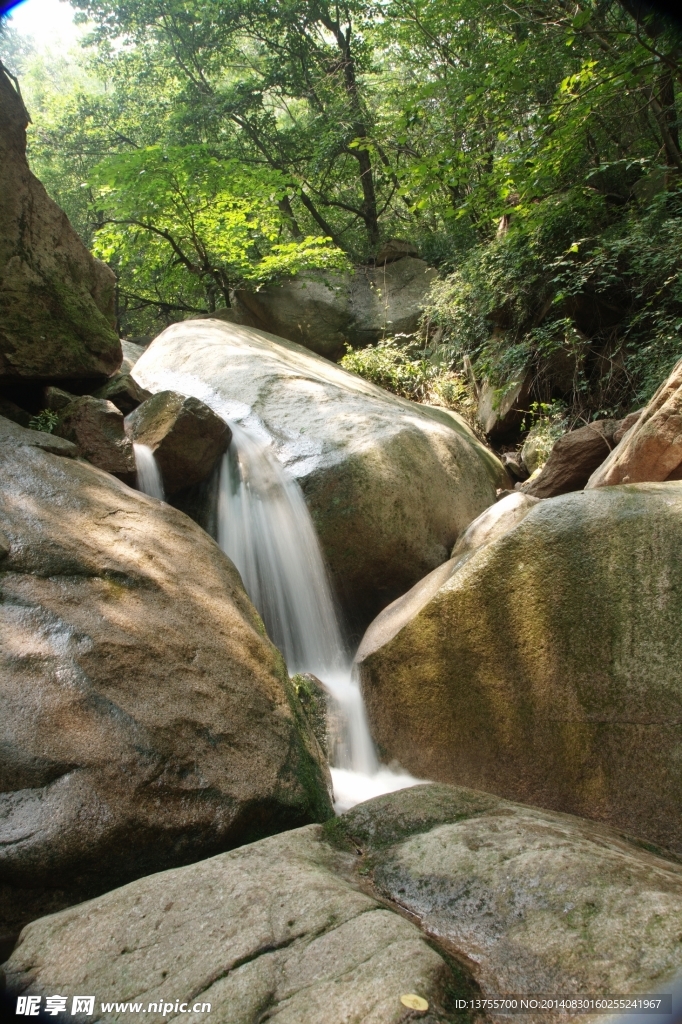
[0,435,332,947]
[125,390,231,495]
[2,826,456,1024]
[357,483,682,855]
[0,65,120,382]
[132,319,508,630]
[5,784,682,1024]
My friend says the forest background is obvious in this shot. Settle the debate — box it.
[2,0,682,429]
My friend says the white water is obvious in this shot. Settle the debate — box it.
[217,422,423,812]
[134,443,165,500]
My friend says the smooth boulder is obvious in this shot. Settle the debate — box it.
[5,785,682,1024]
[336,785,682,1014]
[588,358,682,487]
[238,257,438,360]
[54,395,136,482]
[0,437,332,946]
[125,390,231,495]
[132,319,507,630]
[2,826,457,1024]
[0,65,120,382]
[357,483,682,855]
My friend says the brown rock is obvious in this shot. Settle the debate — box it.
[54,395,135,481]
[522,419,618,498]
[43,386,77,411]
[587,359,682,487]
[0,441,332,945]
[357,483,682,855]
[93,373,151,415]
[0,64,121,382]
[613,408,642,444]
[125,390,231,495]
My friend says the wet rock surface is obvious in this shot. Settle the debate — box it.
[125,390,231,495]
[0,66,120,383]
[133,319,507,631]
[4,785,682,1024]
[0,439,332,946]
[334,785,682,1022]
[357,483,682,855]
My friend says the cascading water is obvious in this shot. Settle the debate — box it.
[129,367,422,811]
[134,443,165,500]
[217,421,422,812]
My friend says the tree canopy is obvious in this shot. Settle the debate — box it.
[1,0,681,414]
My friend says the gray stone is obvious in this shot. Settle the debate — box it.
[0,66,121,382]
[2,826,456,1024]
[43,386,78,411]
[92,373,151,415]
[0,441,332,944]
[132,319,508,630]
[238,257,438,360]
[4,786,682,1024]
[357,483,682,855]
[337,785,682,1019]
[54,395,136,482]
[0,413,78,458]
[0,397,31,427]
[125,390,231,495]
[476,371,532,438]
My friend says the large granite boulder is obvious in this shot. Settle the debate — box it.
[4,785,682,1024]
[357,483,682,855]
[132,319,507,630]
[2,826,458,1024]
[238,257,438,361]
[0,64,121,382]
[125,390,231,495]
[588,358,682,487]
[0,434,332,950]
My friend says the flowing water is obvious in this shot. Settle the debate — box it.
[216,422,423,812]
[129,369,422,811]
[134,443,165,500]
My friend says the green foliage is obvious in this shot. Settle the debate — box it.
[89,145,348,324]
[7,0,682,415]
[28,410,59,433]
[340,339,471,411]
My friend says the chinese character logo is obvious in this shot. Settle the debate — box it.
[16,996,41,1016]
[71,996,95,1015]
[45,996,68,1016]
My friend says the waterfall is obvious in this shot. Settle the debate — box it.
[134,443,165,500]
[217,422,422,812]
